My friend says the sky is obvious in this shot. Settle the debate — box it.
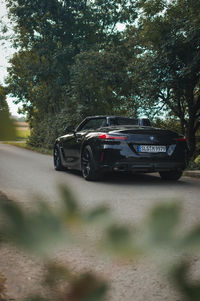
[0,0,22,117]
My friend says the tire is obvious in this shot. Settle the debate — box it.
[81,145,100,181]
[159,170,183,181]
[53,145,66,171]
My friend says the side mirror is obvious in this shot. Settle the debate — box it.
[64,125,75,134]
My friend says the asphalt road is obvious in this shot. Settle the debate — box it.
[0,143,200,300]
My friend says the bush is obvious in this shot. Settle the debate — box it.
[27,112,68,149]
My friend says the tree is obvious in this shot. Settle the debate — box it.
[0,85,16,140]
[68,48,137,124]
[0,86,8,112]
[5,0,137,148]
[5,0,200,156]
[131,0,200,157]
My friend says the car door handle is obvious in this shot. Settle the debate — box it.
[76,138,82,143]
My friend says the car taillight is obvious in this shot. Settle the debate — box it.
[174,137,187,142]
[98,133,127,140]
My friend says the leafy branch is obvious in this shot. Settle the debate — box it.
[1,186,200,300]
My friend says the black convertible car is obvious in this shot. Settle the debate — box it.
[53,116,189,181]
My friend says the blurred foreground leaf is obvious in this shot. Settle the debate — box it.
[0,197,69,255]
[44,262,71,287]
[145,203,180,246]
[105,224,139,257]
[65,273,108,301]
[172,262,200,301]
[182,226,200,251]
[86,206,110,223]
[59,186,80,216]
[1,188,200,301]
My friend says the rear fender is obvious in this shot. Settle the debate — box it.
[81,139,101,170]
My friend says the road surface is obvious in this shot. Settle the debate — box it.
[0,143,200,300]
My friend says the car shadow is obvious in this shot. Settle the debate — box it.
[62,169,193,187]
[99,172,189,186]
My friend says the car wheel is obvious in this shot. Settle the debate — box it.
[159,170,183,181]
[81,145,100,181]
[53,145,66,171]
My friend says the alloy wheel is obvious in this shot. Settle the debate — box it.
[81,148,91,178]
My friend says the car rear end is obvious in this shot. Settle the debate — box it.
[95,127,189,174]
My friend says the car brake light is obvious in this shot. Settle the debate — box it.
[174,137,187,141]
[98,133,127,140]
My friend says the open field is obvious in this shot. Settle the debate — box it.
[3,121,52,155]
[3,141,52,155]
[14,121,30,140]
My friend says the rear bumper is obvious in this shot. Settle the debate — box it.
[95,143,188,173]
[98,161,187,173]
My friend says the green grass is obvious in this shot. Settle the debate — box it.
[16,128,30,140]
[3,123,52,155]
[3,141,52,155]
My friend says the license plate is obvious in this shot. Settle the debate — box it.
[138,145,166,153]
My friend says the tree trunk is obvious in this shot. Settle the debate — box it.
[187,117,196,158]
[186,87,197,158]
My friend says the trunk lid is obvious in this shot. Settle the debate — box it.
[105,126,178,144]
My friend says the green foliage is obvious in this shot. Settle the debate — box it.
[172,262,200,301]
[15,128,30,140]
[133,0,200,156]
[104,224,137,257]
[26,112,66,149]
[188,154,200,170]
[0,86,16,141]
[86,206,110,223]
[65,273,108,301]
[152,118,182,133]
[0,87,8,112]
[68,49,132,124]
[3,141,52,155]
[1,187,200,300]
[0,195,76,255]
[43,263,108,301]
[4,0,200,155]
[0,111,16,141]
[194,154,200,168]
[5,0,137,148]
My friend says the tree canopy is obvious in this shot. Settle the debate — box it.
[4,0,200,156]
[133,0,200,156]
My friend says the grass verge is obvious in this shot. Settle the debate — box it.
[16,128,30,140]
[3,141,52,155]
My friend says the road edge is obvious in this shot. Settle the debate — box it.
[184,170,200,179]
